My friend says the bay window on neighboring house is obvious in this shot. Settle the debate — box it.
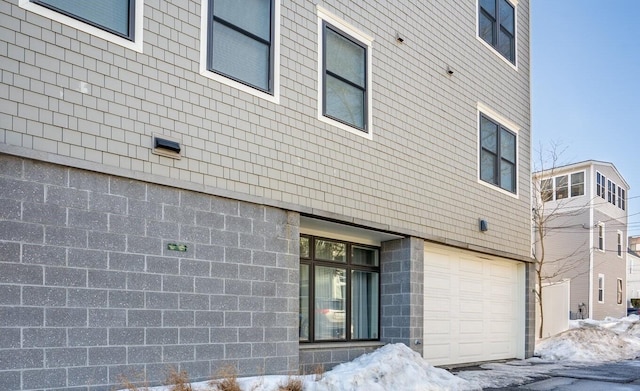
[299,236,379,342]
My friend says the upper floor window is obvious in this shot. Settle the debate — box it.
[617,231,623,257]
[617,278,623,305]
[478,0,516,64]
[597,223,605,252]
[479,113,517,193]
[32,0,134,39]
[20,0,142,51]
[208,0,274,92]
[598,274,604,303]
[317,6,373,139]
[300,235,379,343]
[598,172,626,211]
[540,171,585,203]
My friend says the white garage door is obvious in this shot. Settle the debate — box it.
[423,245,524,366]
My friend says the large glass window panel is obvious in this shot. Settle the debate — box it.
[315,239,346,263]
[211,22,270,91]
[213,0,271,40]
[481,117,498,152]
[499,0,515,33]
[351,271,379,340]
[500,129,516,162]
[299,264,310,341]
[326,29,366,87]
[315,266,346,340]
[498,30,514,61]
[300,237,310,258]
[555,175,568,200]
[541,178,553,202]
[500,160,515,193]
[571,172,585,197]
[352,246,379,267]
[480,0,496,17]
[325,76,365,129]
[480,149,497,184]
[33,0,132,39]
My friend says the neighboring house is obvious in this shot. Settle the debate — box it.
[0,1,533,390]
[534,161,629,321]
[628,236,640,307]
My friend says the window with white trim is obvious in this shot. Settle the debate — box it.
[478,0,516,64]
[598,172,626,210]
[317,7,373,138]
[598,274,604,303]
[479,112,517,193]
[540,171,585,202]
[596,172,606,199]
[20,0,143,51]
[617,231,623,257]
[200,0,280,102]
[617,278,623,305]
[597,223,605,252]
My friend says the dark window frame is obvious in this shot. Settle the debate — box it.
[479,113,517,193]
[32,0,135,41]
[322,22,368,132]
[207,0,275,94]
[299,235,380,343]
[478,0,516,63]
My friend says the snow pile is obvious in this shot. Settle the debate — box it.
[535,316,640,362]
[306,343,478,391]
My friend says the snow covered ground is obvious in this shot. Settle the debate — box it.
[119,315,640,391]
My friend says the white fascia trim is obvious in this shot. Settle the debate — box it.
[476,102,520,199]
[19,0,144,53]
[199,0,281,104]
[316,5,374,140]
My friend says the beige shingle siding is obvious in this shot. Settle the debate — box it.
[1,1,531,259]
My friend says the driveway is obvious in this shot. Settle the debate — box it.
[484,359,640,390]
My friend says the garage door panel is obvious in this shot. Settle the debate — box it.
[424,246,522,366]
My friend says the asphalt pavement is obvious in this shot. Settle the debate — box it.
[485,359,640,390]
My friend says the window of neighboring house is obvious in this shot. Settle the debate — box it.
[317,8,372,137]
[620,188,626,210]
[207,0,275,93]
[612,183,617,206]
[540,178,553,202]
[617,278,623,305]
[607,180,613,203]
[598,274,605,303]
[617,231,623,257]
[478,0,516,64]
[20,0,142,51]
[570,172,585,197]
[598,223,605,252]
[299,235,379,343]
[596,172,606,199]
[479,113,517,193]
[555,175,568,200]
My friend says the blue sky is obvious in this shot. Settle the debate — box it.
[531,0,640,236]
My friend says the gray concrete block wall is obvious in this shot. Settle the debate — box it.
[0,154,299,391]
[380,237,424,355]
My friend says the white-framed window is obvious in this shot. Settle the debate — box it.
[619,188,626,211]
[617,278,623,305]
[597,223,605,252]
[598,274,605,303]
[477,0,517,66]
[477,103,519,195]
[540,171,585,203]
[200,0,281,103]
[19,0,144,52]
[596,172,606,199]
[317,6,373,139]
[617,231,623,258]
